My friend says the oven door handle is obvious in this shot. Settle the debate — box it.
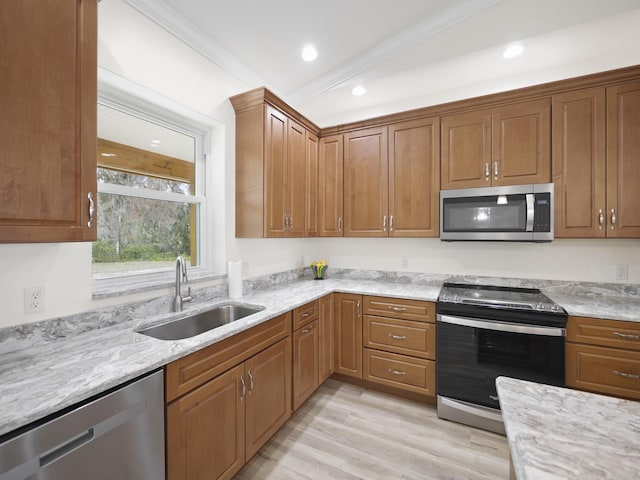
[438,314,565,337]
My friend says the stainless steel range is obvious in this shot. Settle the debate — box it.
[436,283,568,434]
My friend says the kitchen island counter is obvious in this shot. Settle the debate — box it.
[497,376,640,480]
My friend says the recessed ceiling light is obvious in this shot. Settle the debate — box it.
[301,44,318,62]
[351,85,366,96]
[503,43,525,59]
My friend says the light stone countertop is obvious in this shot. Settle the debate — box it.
[497,377,640,480]
[0,278,440,437]
[0,273,638,439]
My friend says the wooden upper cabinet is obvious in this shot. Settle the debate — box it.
[264,106,288,237]
[388,117,440,237]
[287,118,306,237]
[607,82,640,238]
[441,110,492,190]
[492,99,551,186]
[344,127,389,236]
[552,88,607,237]
[231,88,319,238]
[318,135,344,236]
[441,100,550,189]
[305,131,319,237]
[0,0,97,243]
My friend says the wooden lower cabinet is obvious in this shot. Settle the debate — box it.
[363,348,435,396]
[566,316,640,400]
[362,296,436,397]
[166,315,292,480]
[167,364,245,480]
[245,338,292,459]
[319,294,335,382]
[292,319,319,410]
[334,293,363,378]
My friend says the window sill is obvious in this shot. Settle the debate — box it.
[92,270,225,300]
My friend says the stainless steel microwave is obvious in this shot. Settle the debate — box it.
[440,183,554,242]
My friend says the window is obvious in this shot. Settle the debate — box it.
[94,100,206,281]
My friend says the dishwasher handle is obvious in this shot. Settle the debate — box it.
[39,429,95,468]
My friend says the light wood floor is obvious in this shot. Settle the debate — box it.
[235,379,510,480]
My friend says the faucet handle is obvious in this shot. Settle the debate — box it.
[184,287,193,304]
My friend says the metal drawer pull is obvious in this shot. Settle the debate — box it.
[248,370,254,394]
[301,312,311,318]
[301,326,313,334]
[87,192,95,228]
[612,370,640,380]
[388,334,407,340]
[389,306,406,312]
[388,368,406,376]
[613,332,640,340]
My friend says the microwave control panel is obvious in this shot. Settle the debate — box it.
[533,193,551,231]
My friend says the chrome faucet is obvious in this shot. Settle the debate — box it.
[173,255,193,312]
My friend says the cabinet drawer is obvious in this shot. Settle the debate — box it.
[363,315,435,360]
[567,316,640,351]
[566,343,640,400]
[293,299,319,330]
[166,312,292,402]
[363,348,435,396]
[363,296,435,323]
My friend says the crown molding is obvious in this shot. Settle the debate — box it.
[120,0,268,91]
[285,0,504,104]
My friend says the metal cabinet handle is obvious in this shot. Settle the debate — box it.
[356,301,360,316]
[301,325,313,334]
[290,214,293,230]
[301,312,311,318]
[388,368,406,376]
[613,332,640,340]
[612,370,640,380]
[494,161,499,179]
[389,215,394,232]
[248,370,254,394]
[611,208,616,229]
[484,162,489,180]
[383,215,387,232]
[598,209,604,230]
[337,216,342,233]
[240,374,246,401]
[388,334,407,340]
[87,192,95,228]
[389,306,406,312]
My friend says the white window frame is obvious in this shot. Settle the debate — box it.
[93,88,215,294]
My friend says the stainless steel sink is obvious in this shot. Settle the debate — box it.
[137,303,265,340]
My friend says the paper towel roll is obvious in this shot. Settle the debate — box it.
[228,261,243,298]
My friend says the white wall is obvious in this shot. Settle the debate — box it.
[0,0,638,329]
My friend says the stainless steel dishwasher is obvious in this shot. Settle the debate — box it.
[0,369,164,480]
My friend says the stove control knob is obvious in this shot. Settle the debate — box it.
[440,295,448,302]
[536,302,545,310]
[453,295,461,303]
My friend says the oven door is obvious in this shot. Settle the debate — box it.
[436,314,565,411]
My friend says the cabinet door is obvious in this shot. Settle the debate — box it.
[0,0,97,242]
[344,127,389,236]
[244,337,292,460]
[388,117,440,237]
[552,89,606,237]
[492,99,551,186]
[607,82,640,238]
[441,110,492,190]
[287,118,306,237]
[305,131,319,237]
[167,364,245,480]
[334,293,363,378]
[319,294,335,383]
[264,105,288,237]
[318,134,344,236]
[292,320,319,410]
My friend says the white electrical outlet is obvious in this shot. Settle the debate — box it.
[615,264,629,281]
[24,287,45,314]
[400,256,409,269]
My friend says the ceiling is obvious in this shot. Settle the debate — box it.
[123,0,640,126]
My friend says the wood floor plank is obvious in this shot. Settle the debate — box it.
[236,379,509,479]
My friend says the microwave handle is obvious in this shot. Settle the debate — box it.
[525,194,534,232]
